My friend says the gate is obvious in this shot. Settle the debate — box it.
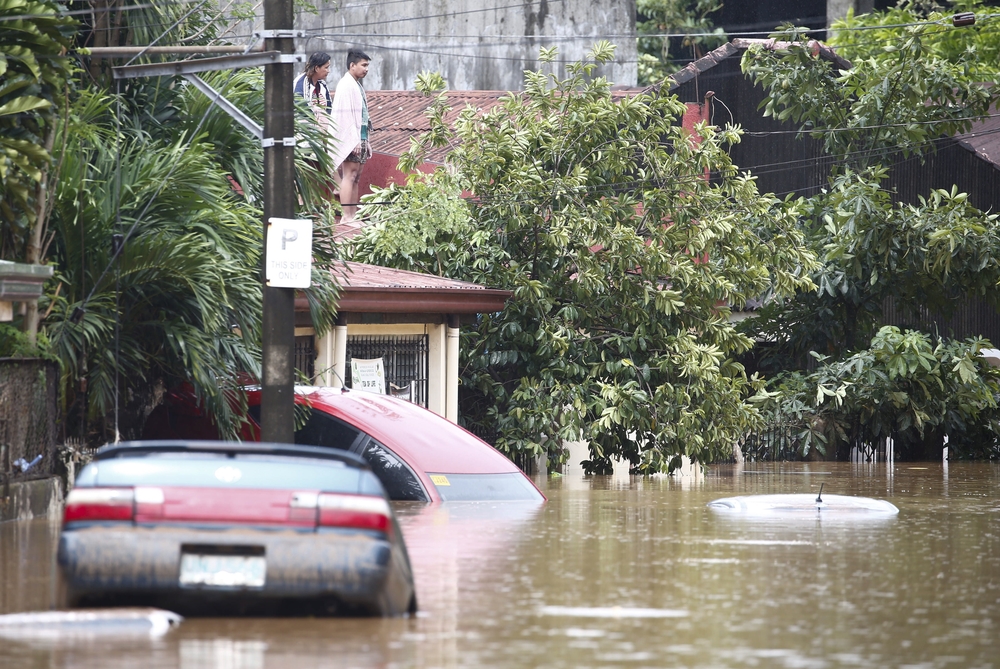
[346,335,429,408]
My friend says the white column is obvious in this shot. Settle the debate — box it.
[426,323,447,417]
[315,330,336,386]
[333,324,348,389]
[445,319,460,423]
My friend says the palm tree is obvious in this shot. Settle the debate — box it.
[34,6,342,444]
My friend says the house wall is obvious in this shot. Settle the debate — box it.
[314,322,451,419]
[673,45,1000,343]
[886,140,1000,216]
[284,0,637,91]
[671,49,1000,214]
[671,52,830,200]
[358,151,436,199]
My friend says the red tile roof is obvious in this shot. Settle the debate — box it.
[333,260,491,291]
[368,90,509,162]
[368,88,648,162]
[325,261,512,314]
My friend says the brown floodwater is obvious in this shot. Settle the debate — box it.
[2,462,999,668]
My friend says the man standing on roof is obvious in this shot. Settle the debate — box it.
[293,52,333,128]
[330,49,373,223]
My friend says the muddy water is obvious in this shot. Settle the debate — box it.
[2,462,999,668]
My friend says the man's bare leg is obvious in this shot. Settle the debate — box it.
[340,160,363,222]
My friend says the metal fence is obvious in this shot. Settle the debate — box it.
[0,359,59,485]
[882,296,1000,346]
[346,335,429,408]
[732,422,893,463]
[294,335,315,381]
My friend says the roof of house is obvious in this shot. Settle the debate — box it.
[664,39,851,94]
[957,102,1000,170]
[295,261,511,314]
[664,39,999,173]
[367,87,648,162]
[367,90,510,162]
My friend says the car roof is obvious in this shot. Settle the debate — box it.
[295,388,523,475]
[95,440,369,469]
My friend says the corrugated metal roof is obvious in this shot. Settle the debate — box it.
[957,103,1000,169]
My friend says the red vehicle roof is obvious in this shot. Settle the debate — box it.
[295,387,521,476]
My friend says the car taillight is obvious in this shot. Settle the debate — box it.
[317,493,392,533]
[63,488,135,522]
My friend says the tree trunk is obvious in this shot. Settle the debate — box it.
[23,125,57,346]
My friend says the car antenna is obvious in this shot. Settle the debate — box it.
[317,364,349,391]
[815,483,824,504]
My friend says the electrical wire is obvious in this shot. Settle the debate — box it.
[0,0,204,22]
[348,116,1000,212]
[741,112,1000,138]
[123,0,212,66]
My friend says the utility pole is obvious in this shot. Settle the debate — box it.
[261,0,296,443]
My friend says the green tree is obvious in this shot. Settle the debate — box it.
[737,19,1000,458]
[829,0,1000,84]
[351,45,817,472]
[4,3,342,444]
[636,0,727,86]
[742,23,993,174]
[0,0,75,344]
[43,89,265,441]
[755,327,1000,460]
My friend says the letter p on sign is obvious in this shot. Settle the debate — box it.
[266,217,313,288]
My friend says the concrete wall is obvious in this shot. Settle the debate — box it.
[232,0,637,91]
[827,0,874,24]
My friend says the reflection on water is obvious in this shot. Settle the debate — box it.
[2,462,999,668]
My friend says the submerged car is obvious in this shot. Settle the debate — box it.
[145,386,545,503]
[58,440,416,616]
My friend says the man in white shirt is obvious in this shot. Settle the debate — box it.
[329,49,372,223]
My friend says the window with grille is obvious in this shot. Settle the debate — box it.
[294,335,316,381]
[346,335,429,408]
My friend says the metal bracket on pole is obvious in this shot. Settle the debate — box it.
[112,51,304,80]
[254,29,307,39]
[180,73,263,139]
[261,137,297,148]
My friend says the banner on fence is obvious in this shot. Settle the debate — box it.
[351,358,386,394]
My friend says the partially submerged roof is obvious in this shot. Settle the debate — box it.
[308,261,511,314]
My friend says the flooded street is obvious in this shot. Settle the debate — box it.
[2,462,999,668]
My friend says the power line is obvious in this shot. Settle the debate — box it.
[0,0,204,22]
[742,112,1000,138]
[123,0,212,66]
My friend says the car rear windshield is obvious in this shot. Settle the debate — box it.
[82,454,381,495]
[427,472,543,502]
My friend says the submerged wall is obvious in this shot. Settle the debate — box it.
[0,477,63,523]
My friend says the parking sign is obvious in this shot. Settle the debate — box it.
[266,218,313,288]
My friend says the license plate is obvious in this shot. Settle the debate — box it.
[179,554,266,588]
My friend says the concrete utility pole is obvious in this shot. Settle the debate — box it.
[261,0,297,443]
